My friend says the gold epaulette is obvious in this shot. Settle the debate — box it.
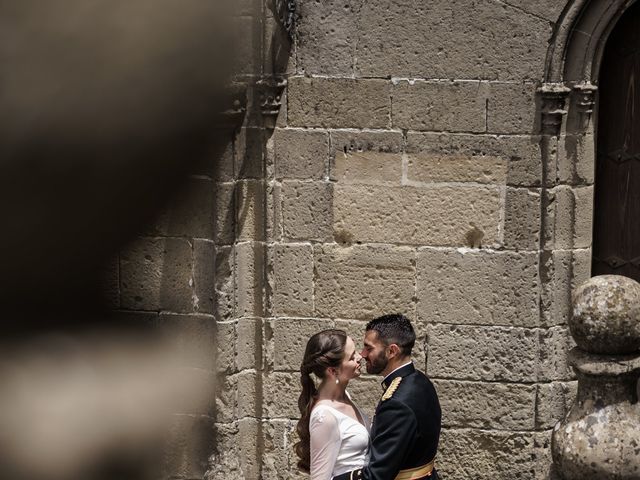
[381,376,402,401]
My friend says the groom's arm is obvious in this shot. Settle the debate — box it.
[361,399,417,480]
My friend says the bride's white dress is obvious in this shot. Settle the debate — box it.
[309,395,370,480]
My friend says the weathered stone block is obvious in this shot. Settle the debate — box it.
[194,239,215,314]
[333,151,402,185]
[163,414,215,480]
[281,181,333,241]
[438,428,551,480]
[271,243,314,317]
[235,242,266,318]
[502,0,567,23]
[544,185,594,249]
[487,82,538,134]
[263,372,300,418]
[267,318,335,371]
[215,246,235,322]
[288,77,390,129]
[237,418,261,479]
[236,370,259,418]
[341,375,384,420]
[537,326,576,382]
[315,244,416,320]
[418,249,540,328]
[273,128,328,180]
[407,152,507,185]
[356,0,551,81]
[215,375,237,423]
[236,180,266,242]
[296,0,359,75]
[334,184,502,246]
[433,379,536,430]
[535,381,578,429]
[235,127,265,179]
[215,183,236,245]
[503,187,541,250]
[406,132,543,187]
[392,80,487,132]
[216,321,236,374]
[157,313,216,370]
[557,134,596,185]
[120,237,193,312]
[330,130,404,158]
[266,181,282,242]
[262,420,295,479]
[426,324,538,382]
[237,317,262,371]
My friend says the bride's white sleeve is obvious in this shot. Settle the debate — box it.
[309,409,341,480]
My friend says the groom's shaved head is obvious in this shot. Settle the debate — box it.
[365,314,416,357]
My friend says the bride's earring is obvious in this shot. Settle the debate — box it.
[335,378,339,385]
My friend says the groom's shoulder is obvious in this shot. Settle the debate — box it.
[395,369,437,399]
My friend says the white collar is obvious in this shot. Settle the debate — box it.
[382,360,413,384]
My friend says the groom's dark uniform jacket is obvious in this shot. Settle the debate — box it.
[336,363,441,480]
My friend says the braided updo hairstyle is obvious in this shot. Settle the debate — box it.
[294,329,347,473]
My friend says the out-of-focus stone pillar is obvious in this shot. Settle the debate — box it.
[552,275,640,478]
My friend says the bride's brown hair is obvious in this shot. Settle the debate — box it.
[294,329,347,472]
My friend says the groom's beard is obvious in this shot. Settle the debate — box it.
[366,353,388,375]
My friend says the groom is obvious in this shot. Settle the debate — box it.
[336,314,441,480]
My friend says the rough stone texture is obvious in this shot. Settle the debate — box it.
[426,323,538,382]
[503,187,541,250]
[434,379,536,430]
[271,243,314,317]
[235,242,266,318]
[392,81,488,132]
[438,428,552,480]
[262,420,298,479]
[570,275,640,354]
[417,249,540,327]
[487,82,539,134]
[236,317,261,371]
[333,151,402,185]
[288,77,391,129]
[334,184,502,246]
[537,326,576,381]
[535,381,577,430]
[236,180,266,242]
[194,240,215,314]
[281,181,333,241]
[235,127,265,180]
[215,246,235,322]
[406,132,543,187]
[263,372,300,418]
[314,244,416,320]
[295,0,359,76]
[356,0,551,80]
[557,134,596,185]
[407,152,507,185]
[503,0,567,23]
[216,321,236,374]
[215,183,236,246]
[273,128,328,180]
[267,318,335,371]
[120,237,193,312]
[544,186,594,250]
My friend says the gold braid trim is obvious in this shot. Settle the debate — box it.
[381,376,402,401]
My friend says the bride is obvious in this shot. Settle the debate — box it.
[294,329,369,479]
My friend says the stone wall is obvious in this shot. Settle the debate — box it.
[102,0,607,478]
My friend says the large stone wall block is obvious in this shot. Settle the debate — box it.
[407,152,507,185]
[216,320,236,374]
[334,184,501,246]
[281,181,333,241]
[426,324,538,382]
[263,372,300,418]
[214,182,236,246]
[417,249,540,327]
[120,237,193,312]
[235,242,266,318]
[237,418,261,479]
[296,0,359,75]
[535,381,578,430]
[545,185,594,249]
[433,379,536,430]
[236,370,259,418]
[262,420,293,479]
[342,375,384,420]
[288,77,391,129]
[558,133,596,185]
[314,244,416,320]
[438,428,551,480]
[236,317,262,371]
[236,180,266,242]
[271,243,314,317]
[487,82,539,134]
[268,318,335,371]
[194,240,215,314]
[537,326,576,382]
[215,246,235,322]
[406,133,543,187]
[392,81,487,132]
[503,187,541,250]
[356,0,551,80]
[215,374,237,423]
[273,129,328,180]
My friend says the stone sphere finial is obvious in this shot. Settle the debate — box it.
[571,275,640,354]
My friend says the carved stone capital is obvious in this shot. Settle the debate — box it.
[274,0,297,40]
[573,82,598,132]
[257,78,287,129]
[539,83,571,135]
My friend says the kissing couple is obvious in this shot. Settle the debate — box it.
[294,314,442,480]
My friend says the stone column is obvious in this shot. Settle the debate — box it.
[552,275,640,478]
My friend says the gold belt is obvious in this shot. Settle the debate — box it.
[394,459,435,480]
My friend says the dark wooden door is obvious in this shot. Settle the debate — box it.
[592,2,640,282]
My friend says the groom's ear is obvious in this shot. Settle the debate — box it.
[388,343,401,358]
